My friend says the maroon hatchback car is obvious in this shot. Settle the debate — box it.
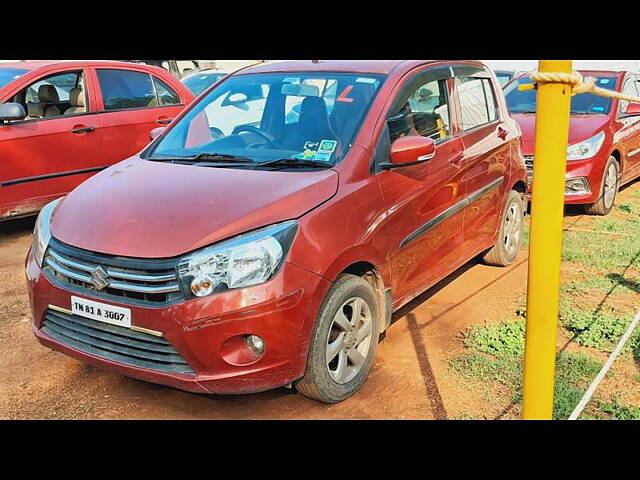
[0,61,194,221]
[505,70,640,215]
[26,60,527,403]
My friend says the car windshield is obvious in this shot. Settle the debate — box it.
[0,67,30,89]
[495,72,513,87]
[148,71,385,167]
[505,75,618,114]
[182,72,227,95]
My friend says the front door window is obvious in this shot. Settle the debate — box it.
[11,70,87,121]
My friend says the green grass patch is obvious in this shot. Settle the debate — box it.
[588,400,640,420]
[560,307,640,353]
[561,229,640,269]
[561,273,640,295]
[617,203,633,214]
[451,317,604,419]
[463,318,526,356]
[449,350,601,419]
[560,200,640,269]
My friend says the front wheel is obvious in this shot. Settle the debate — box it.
[483,189,525,267]
[295,274,379,403]
[584,156,619,216]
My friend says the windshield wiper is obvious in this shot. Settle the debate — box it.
[256,158,333,169]
[149,153,257,164]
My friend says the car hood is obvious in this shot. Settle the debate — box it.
[511,113,611,155]
[50,157,339,258]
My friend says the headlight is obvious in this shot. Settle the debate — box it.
[567,131,605,161]
[32,198,62,267]
[177,221,298,298]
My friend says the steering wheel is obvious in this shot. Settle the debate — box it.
[232,125,279,149]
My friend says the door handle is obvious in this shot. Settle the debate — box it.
[497,126,508,140]
[70,126,94,134]
[449,151,464,167]
[156,118,173,125]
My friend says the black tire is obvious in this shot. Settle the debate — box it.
[584,156,619,216]
[295,274,379,403]
[483,190,525,267]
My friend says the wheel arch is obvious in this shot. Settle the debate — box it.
[511,180,527,194]
[341,261,390,334]
[611,149,622,171]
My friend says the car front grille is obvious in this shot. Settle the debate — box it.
[524,155,534,185]
[524,155,534,170]
[43,238,183,306]
[41,309,194,374]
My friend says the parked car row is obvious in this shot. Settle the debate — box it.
[3,59,638,404]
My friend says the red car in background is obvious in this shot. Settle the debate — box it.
[26,60,527,403]
[505,70,640,215]
[0,61,194,220]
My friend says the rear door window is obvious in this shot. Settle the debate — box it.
[97,69,156,110]
[455,77,499,130]
[152,76,181,106]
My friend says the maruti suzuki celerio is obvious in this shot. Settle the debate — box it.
[26,60,527,403]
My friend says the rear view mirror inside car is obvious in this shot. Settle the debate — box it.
[281,83,320,97]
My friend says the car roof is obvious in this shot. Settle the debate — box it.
[239,60,486,76]
[185,69,230,76]
[0,60,163,71]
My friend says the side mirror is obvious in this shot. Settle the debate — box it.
[381,135,436,170]
[149,126,166,141]
[0,102,27,123]
[224,92,249,111]
[623,103,640,116]
[228,92,248,104]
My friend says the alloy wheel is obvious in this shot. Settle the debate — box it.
[603,163,618,210]
[503,201,523,258]
[325,296,373,384]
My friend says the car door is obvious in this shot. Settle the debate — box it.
[451,67,511,256]
[376,65,467,303]
[616,74,640,183]
[91,66,190,166]
[0,67,102,219]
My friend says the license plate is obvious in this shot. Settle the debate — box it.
[71,296,131,328]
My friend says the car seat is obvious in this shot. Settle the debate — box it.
[64,87,86,115]
[280,96,337,151]
[27,85,61,119]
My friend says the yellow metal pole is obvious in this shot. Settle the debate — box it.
[522,60,573,419]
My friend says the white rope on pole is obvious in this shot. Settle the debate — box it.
[569,308,640,420]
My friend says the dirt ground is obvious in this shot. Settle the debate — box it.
[0,212,534,419]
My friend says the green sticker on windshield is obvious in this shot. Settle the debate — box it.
[291,139,337,162]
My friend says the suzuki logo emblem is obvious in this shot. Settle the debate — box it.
[90,266,110,291]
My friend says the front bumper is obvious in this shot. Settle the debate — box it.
[26,248,330,394]
[525,155,604,205]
